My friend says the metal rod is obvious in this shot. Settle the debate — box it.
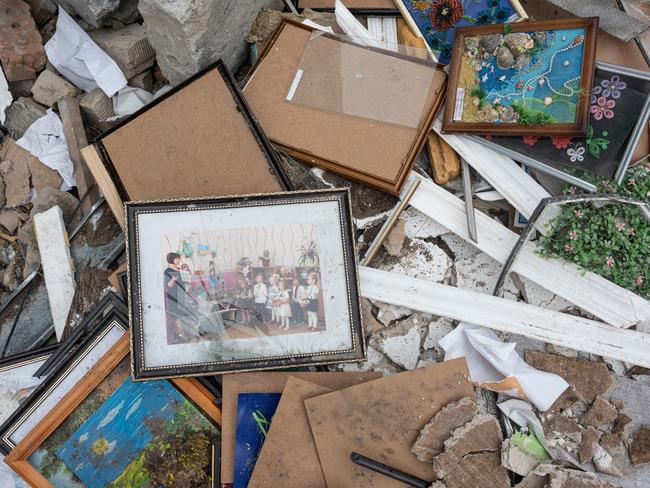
[461,158,478,243]
[350,452,429,488]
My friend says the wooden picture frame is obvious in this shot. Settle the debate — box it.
[442,18,599,136]
[393,0,528,65]
[243,19,448,195]
[295,0,399,15]
[0,300,128,454]
[126,188,365,380]
[80,59,292,229]
[5,334,222,488]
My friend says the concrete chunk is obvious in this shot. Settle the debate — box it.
[579,426,601,464]
[90,24,156,79]
[34,205,76,341]
[501,438,540,476]
[31,70,80,107]
[0,0,46,81]
[3,97,47,138]
[0,159,30,207]
[0,137,61,193]
[583,397,618,429]
[0,209,23,234]
[533,463,619,488]
[79,88,115,130]
[444,451,509,488]
[56,0,120,27]
[412,397,478,462]
[628,426,650,466]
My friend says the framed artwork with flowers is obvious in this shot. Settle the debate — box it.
[394,0,528,65]
[442,18,599,136]
[475,62,650,185]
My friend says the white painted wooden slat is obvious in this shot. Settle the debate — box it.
[359,267,650,368]
[406,172,650,329]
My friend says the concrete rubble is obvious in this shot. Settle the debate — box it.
[31,69,80,107]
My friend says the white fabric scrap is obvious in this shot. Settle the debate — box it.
[17,109,76,190]
[44,8,127,97]
[439,323,569,411]
[111,86,153,118]
[0,67,11,125]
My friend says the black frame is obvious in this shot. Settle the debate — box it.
[126,188,365,380]
[93,59,293,204]
[0,294,128,453]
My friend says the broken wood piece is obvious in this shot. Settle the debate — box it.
[427,131,460,185]
[358,266,650,368]
[34,206,76,341]
[57,96,98,214]
[406,172,650,329]
[433,118,549,220]
[0,230,17,242]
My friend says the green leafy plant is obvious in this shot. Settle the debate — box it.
[298,241,319,266]
[537,163,650,299]
[512,101,557,126]
[237,257,251,267]
[503,22,512,35]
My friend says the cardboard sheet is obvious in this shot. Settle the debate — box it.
[221,371,381,484]
[305,358,474,487]
[248,377,333,488]
[243,21,446,193]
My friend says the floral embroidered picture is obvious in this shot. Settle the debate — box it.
[398,0,526,64]
[483,67,650,178]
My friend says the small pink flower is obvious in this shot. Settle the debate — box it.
[574,210,583,218]
[615,222,626,231]
[606,256,615,267]
[590,96,615,120]
[635,276,644,286]
[569,230,578,240]
[484,135,493,141]
[551,136,572,149]
[523,136,540,146]
[565,244,574,253]
[645,163,650,172]
[569,186,577,195]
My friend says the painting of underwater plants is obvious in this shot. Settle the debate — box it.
[28,360,219,488]
[455,27,587,126]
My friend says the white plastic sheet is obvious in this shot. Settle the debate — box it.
[17,109,76,190]
[44,8,127,97]
[0,67,11,126]
[112,86,154,118]
[439,323,569,411]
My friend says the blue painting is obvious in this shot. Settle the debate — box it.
[456,28,586,125]
[402,0,522,64]
[29,363,218,488]
[233,392,282,488]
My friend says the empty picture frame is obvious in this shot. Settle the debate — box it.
[442,18,599,136]
[126,189,365,380]
[474,62,650,185]
[296,0,399,15]
[0,299,128,453]
[5,335,222,488]
[243,19,448,195]
[394,0,528,65]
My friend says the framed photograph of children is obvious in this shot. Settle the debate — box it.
[394,0,528,65]
[474,62,650,186]
[126,189,365,380]
[442,18,599,136]
[5,334,222,488]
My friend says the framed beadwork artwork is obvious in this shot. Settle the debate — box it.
[5,335,221,488]
[394,0,528,65]
[442,18,599,136]
[126,189,365,380]
[475,62,650,186]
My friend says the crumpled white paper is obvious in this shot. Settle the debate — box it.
[0,67,11,126]
[112,86,154,118]
[17,109,76,190]
[439,323,569,411]
[498,398,548,448]
[44,8,127,97]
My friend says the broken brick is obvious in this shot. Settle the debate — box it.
[628,426,650,466]
[1,138,61,193]
[582,397,618,429]
[579,426,601,464]
[0,158,30,208]
[411,397,478,463]
[525,352,615,403]
[433,414,503,479]
[0,0,46,81]
[444,451,509,488]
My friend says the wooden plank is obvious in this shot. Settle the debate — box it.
[359,267,650,368]
[406,172,650,329]
[80,144,125,229]
[57,96,99,214]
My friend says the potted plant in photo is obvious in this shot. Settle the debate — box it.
[236,257,251,274]
[259,250,271,267]
[298,241,319,266]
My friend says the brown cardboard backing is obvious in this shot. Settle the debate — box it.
[299,0,396,8]
[100,68,283,202]
[304,358,474,487]
[521,0,649,158]
[247,378,332,488]
[221,371,382,484]
[243,20,447,194]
